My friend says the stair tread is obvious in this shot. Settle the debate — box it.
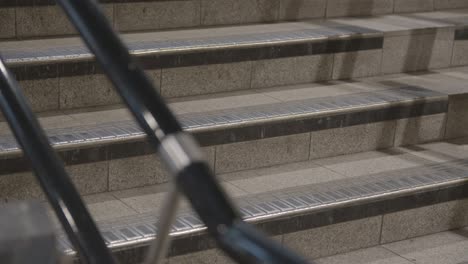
[54,136,468,254]
[317,227,468,264]
[0,67,457,156]
[1,9,467,64]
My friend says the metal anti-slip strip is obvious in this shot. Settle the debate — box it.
[57,158,468,254]
[1,28,380,64]
[0,86,446,154]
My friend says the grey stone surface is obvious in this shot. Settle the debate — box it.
[84,193,137,222]
[230,162,343,194]
[332,50,383,80]
[382,29,454,74]
[261,82,367,101]
[214,242,282,263]
[168,249,220,264]
[381,199,468,243]
[434,0,468,9]
[113,181,243,213]
[316,246,412,264]
[331,14,449,38]
[251,54,334,88]
[168,247,273,264]
[218,182,250,197]
[446,94,468,139]
[108,155,169,191]
[214,250,238,264]
[201,0,238,25]
[0,163,106,202]
[309,121,396,160]
[172,91,279,114]
[0,172,43,201]
[364,70,468,95]
[394,113,447,146]
[16,5,113,38]
[68,162,108,195]
[203,146,216,170]
[218,169,259,181]
[452,40,468,67]
[59,74,121,109]
[5,113,76,132]
[147,69,163,93]
[161,62,251,98]
[438,66,468,81]
[108,146,213,191]
[279,0,327,20]
[383,229,468,264]
[283,216,382,259]
[430,28,456,69]
[394,0,434,13]
[67,108,133,126]
[0,121,11,136]
[326,0,394,17]
[314,149,434,178]
[19,79,59,112]
[28,113,78,131]
[115,1,200,32]
[405,138,468,163]
[112,184,168,213]
[201,0,279,26]
[215,133,310,173]
[0,8,15,39]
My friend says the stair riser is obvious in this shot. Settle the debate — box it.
[107,182,468,264]
[454,29,468,66]
[2,0,468,40]
[0,98,449,201]
[5,27,467,112]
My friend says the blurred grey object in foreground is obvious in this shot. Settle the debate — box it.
[0,201,57,264]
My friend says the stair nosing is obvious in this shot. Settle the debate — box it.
[58,158,468,259]
[0,87,447,160]
[4,10,468,68]
[3,32,382,66]
[3,33,383,71]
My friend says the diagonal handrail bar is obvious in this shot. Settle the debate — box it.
[53,1,311,263]
[0,57,116,264]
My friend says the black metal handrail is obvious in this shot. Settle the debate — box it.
[0,58,116,264]
[0,1,312,263]
[52,1,310,263]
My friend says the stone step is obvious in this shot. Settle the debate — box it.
[2,0,468,40]
[1,9,467,112]
[3,66,467,201]
[316,227,468,264]
[54,138,468,263]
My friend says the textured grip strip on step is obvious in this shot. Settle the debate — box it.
[0,86,446,157]
[5,20,468,69]
[4,32,383,82]
[3,27,381,65]
[57,158,468,257]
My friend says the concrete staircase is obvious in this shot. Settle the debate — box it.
[2,0,468,263]
[316,226,468,264]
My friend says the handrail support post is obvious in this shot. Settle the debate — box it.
[144,182,181,264]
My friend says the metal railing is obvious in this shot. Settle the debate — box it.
[0,1,312,263]
[0,58,115,263]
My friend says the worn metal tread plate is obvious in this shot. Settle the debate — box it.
[58,158,468,260]
[2,9,468,67]
[1,10,467,81]
[1,10,467,71]
[1,26,381,65]
[0,86,446,156]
